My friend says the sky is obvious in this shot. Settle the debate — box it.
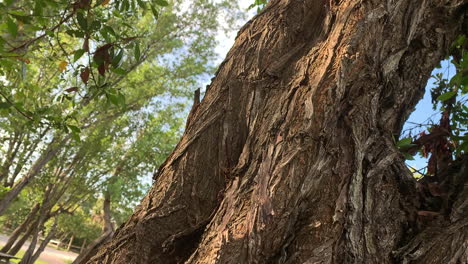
[213,0,256,64]
[403,60,456,170]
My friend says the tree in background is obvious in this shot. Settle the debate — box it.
[0,0,244,263]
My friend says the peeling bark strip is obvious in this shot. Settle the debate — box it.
[90,0,467,263]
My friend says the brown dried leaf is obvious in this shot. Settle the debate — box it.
[83,38,89,52]
[80,67,90,84]
[65,87,79,93]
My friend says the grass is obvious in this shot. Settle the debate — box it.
[9,249,48,264]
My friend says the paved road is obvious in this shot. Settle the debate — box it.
[0,234,77,264]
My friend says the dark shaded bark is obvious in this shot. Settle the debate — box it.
[90,0,467,263]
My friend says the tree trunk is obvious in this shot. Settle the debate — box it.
[28,220,57,264]
[0,131,22,183]
[19,186,54,264]
[0,135,68,215]
[3,127,49,188]
[1,203,40,253]
[68,235,75,251]
[73,192,114,264]
[89,0,467,263]
[80,239,87,253]
[8,218,39,256]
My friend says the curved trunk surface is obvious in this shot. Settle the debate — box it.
[89,0,467,263]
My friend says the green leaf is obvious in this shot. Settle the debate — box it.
[10,14,32,24]
[110,68,127,75]
[6,17,18,37]
[154,0,169,6]
[458,141,468,152]
[137,0,147,9]
[150,4,159,19]
[396,137,412,148]
[76,12,88,31]
[116,92,126,106]
[107,93,119,105]
[112,9,123,18]
[461,51,468,69]
[403,153,415,160]
[112,49,124,67]
[449,73,461,86]
[134,42,141,61]
[105,26,117,37]
[66,30,85,38]
[21,61,27,80]
[0,102,11,109]
[453,35,466,48]
[102,27,116,43]
[68,125,81,133]
[73,49,86,62]
[71,132,81,142]
[107,91,126,106]
[460,75,468,89]
[90,20,101,31]
[437,91,456,101]
[34,0,44,16]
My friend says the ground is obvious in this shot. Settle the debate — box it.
[0,234,77,264]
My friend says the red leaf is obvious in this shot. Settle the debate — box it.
[83,38,89,52]
[98,63,106,76]
[65,87,79,93]
[80,67,90,84]
[73,0,91,10]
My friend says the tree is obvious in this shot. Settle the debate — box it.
[72,107,184,264]
[88,0,467,263]
[0,0,241,215]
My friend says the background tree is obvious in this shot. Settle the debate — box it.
[0,0,244,262]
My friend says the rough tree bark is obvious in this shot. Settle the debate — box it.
[89,0,467,263]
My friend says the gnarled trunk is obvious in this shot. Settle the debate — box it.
[89,0,467,263]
